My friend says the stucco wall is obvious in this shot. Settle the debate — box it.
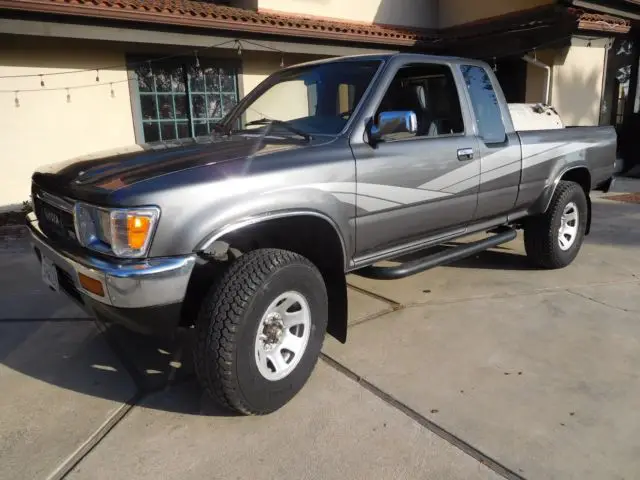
[525,50,556,104]
[0,37,136,208]
[259,0,437,29]
[439,0,552,27]
[524,42,607,126]
[550,43,607,126]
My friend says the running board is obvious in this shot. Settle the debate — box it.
[353,228,517,280]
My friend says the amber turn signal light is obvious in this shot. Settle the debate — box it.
[127,215,152,250]
[78,273,105,297]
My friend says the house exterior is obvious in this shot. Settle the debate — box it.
[0,0,634,208]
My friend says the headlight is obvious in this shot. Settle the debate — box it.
[74,203,160,258]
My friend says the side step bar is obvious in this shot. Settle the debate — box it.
[353,228,517,281]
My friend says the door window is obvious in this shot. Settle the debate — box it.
[375,63,465,139]
[460,65,506,144]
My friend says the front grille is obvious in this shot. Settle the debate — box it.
[32,186,77,245]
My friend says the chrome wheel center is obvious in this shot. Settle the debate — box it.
[259,313,285,351]
[254,291,311,382]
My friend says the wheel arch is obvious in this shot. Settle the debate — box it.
[196,210,349,267]
[531,165,592,234]
[185,211,351,343]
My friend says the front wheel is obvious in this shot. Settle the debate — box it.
[524,180,588,269]
[194,248,328,415]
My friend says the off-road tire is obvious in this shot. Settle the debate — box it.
[194,248,328,415]
[524,180,588,269]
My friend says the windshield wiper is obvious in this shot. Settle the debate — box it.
[244,118,312,141]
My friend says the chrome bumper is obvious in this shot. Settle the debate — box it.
[27,214,197,309]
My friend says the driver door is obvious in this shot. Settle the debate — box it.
[350,60,481,259]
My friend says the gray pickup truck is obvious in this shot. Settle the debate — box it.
[28,53,616,415]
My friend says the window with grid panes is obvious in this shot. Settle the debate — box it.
[132,57,240,142]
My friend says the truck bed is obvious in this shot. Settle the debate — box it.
[515,125,617,209]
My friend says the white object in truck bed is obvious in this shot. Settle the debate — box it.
[508,103,564,131]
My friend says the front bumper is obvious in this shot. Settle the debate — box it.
[27,213,196,335]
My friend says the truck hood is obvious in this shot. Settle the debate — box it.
[32,134,315,202]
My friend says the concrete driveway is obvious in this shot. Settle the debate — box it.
[1,193,639,480]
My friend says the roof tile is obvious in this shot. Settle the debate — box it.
[3,0,434,45]
[0,0,631,46]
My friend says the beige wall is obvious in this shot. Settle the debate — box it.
[550,43,607,126]
[525,49,556,104]
[0,37,136,208]
[259,0,438,29]
[524,41,607,126]
[439,0,552,28]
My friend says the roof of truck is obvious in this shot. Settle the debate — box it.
[285,52,485,70]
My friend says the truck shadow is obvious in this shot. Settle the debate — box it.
[0,307,236,418]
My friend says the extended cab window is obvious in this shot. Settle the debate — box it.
[460,65,506,144]
[376,63,465,138]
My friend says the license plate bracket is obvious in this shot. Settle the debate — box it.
[42,255,60,292]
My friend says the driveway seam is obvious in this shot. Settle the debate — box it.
[320,353,526,480]
[567,289,638,314]
[347,283,403,308]
[51,321,191,479]
[46,395,141,480]
[346,279,640,330]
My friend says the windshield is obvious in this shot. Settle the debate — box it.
[223,59,383,137]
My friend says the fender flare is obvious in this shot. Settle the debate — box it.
[531,164,592,234]
[529,164,590,214]
[195,209,350,270]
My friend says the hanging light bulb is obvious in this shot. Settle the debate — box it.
[96,69,100,82]
[40,75,45,88]
[236,41,242,56]
[66,88,71,103]
[14,91,20,108]
[280,54,285,68]
[194,50,200,69]
[110,83,115,98]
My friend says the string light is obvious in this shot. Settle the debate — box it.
[0,38,242,80]
[1,37,293,107]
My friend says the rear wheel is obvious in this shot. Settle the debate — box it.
[193,248,328,415]
[524,180,588,269]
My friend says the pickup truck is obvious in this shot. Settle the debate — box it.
[27,53,617,415]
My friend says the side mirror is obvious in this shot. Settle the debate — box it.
[369,111,418,144]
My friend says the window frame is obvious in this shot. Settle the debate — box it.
[367,61,469,145]
[126,54,242,144]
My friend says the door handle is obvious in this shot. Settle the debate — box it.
[457,148,474,161]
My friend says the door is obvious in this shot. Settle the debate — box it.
[458,64,523,220]
[350,61,481,258]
